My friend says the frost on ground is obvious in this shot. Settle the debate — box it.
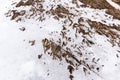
[0,0,120,80]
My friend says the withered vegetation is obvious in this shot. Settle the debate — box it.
[87,20,120,47]
[42,38,101,78]
[106,8,120,20]
[16,0,34,7]
[112,0,120,5]
[80,0,120,20]
[10,10,26,20]
[6,0,45,21]
[7,0,120,20]
[80,0,113,9]
[51,5,70,18]
[6,0,120,80]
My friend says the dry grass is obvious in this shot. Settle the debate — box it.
[42,38,101,79]
[80,0,120,20]
[51,5,70,18]
[6,0,120,80]
[16,0,34,7]
[6,0,45,21]
[80,0,113,9]
[112,0,120,5]
[106,8,120,20]
[87,20,120,47]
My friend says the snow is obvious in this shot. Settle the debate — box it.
[0,0,120,80]
[106,0,120,10]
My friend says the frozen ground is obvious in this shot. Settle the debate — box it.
[0,0,120,80]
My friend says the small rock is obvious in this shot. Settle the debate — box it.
[19,27,25,31]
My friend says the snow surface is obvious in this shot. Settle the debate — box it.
[106,0,120,10]
[0,0,120,80]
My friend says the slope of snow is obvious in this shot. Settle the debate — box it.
[0,0,120,80]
